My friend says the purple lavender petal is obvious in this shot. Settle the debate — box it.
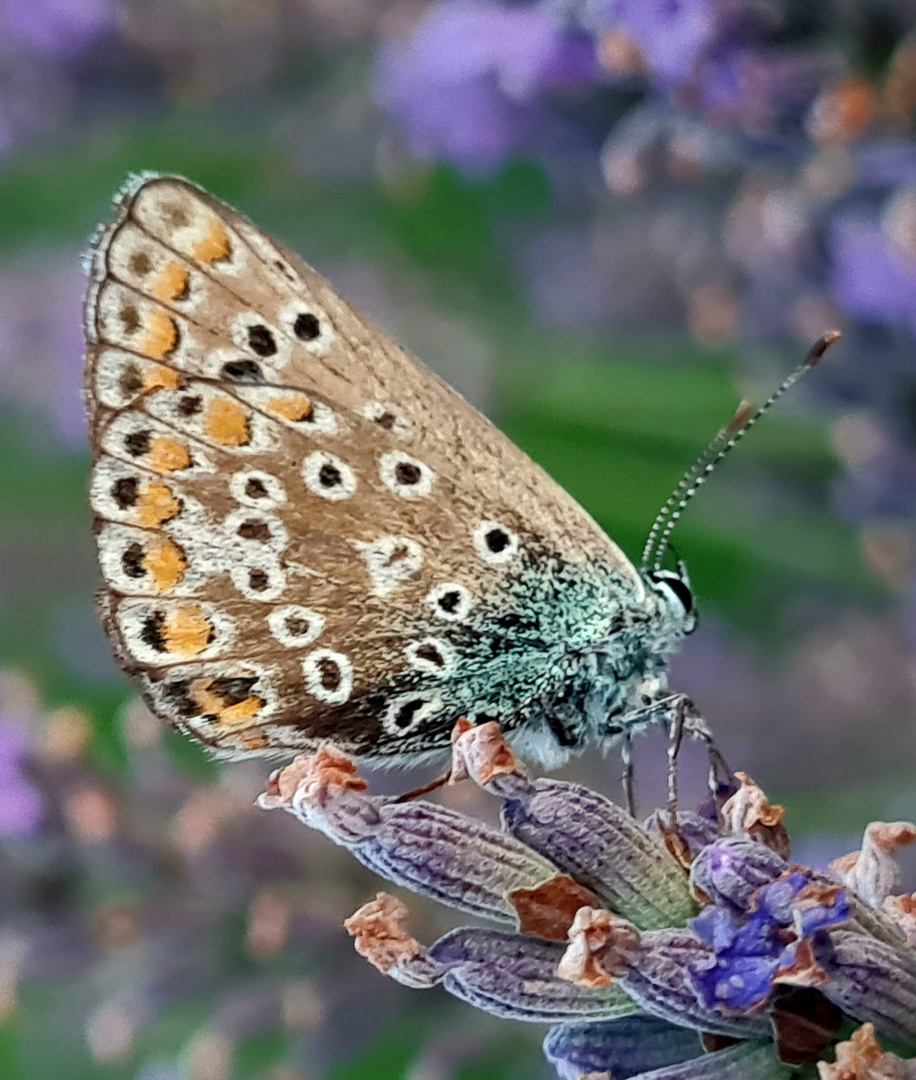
[622,929,771,1039]
[429,928,639,1023]
[688,872,849,1012]
[690,839,787,913]
[543,1014,701,1080]
[499,777,696,929]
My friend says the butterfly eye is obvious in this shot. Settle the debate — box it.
[648,571,696,631]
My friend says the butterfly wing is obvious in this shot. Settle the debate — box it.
[84,174,645,760]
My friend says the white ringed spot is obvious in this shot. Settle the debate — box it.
[378,451,434,499]
[280,301,335,356]
[303,451,357,501]
[383,694,443,737]
[230,470,287,509]
[267,605,325,648]
[355,536,423,596]
[405,637,456,676]
[230,312,290,369]
[426,583,473,622]
[223,507,289,557]
[229,561,286,602]
[362,401,413,441]
[472,521,520,565]
[302,649,353,706]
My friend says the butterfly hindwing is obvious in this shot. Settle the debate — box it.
[85,174,644,760]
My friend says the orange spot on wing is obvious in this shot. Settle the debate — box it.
[139,310,178,359]
[144,537,186,591]
[136,483,181,527]
[152,262,190,303]
[148,436,192,473]
[191,218,232,264]
[242,730,269,749]
[266,393,313,422]
[191,682,264,728]
[143,364,181,392]
[163,605,213,656]
[205,397,251,446]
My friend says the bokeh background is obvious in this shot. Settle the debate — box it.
[3,1,916,1077]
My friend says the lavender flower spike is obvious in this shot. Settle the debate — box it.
[259,745,577,925]
[262,722,916,1077]
[346,893,637,1023]
[453,721,697,930]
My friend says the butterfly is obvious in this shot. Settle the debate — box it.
[83,173,832,784]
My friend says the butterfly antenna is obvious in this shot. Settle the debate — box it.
[642,330,841,572]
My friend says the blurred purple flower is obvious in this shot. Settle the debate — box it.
[828,214,916,328]
[0,0,115,59]
[0,719,43,836]
[376,0,599,173]
[0,0,114,60]
[600,0,720,88]
[0,257,86,447]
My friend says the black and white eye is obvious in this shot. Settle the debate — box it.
[302,452,357,501]
[472,521,520,565]
[426,583,473,622]
[383,694,442,737]
[379,452,434,498]
[648,570,697,633]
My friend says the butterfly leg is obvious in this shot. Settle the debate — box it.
[659,694,734,821]
[392,771,451,803]
[665,695,688,824]
[621,731,636,817]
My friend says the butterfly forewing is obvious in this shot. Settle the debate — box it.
[84,174,643,760]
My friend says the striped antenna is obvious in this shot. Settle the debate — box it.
[642,330,841,572]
